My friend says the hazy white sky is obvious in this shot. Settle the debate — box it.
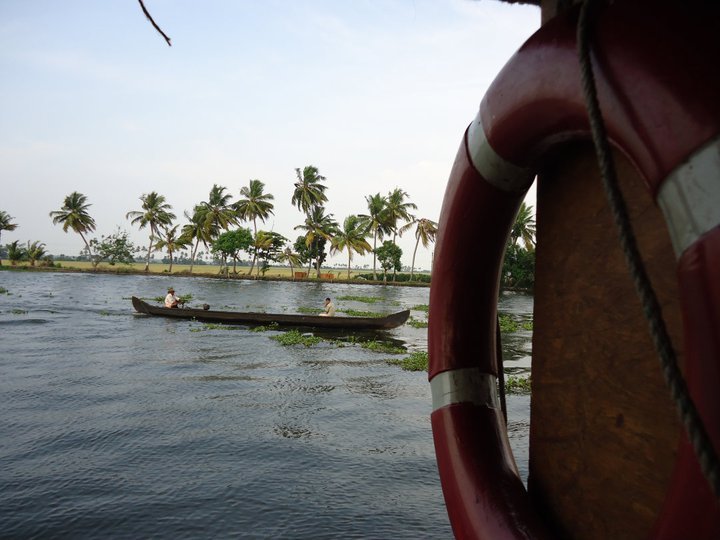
[1,0,539,271]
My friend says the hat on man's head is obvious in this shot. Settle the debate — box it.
[168,287,175,293]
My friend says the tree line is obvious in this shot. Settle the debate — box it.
[1,166,440,282]
[2,192,535,289]
[1,176,535,287]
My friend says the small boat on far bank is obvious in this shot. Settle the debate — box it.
[131,297,410,330]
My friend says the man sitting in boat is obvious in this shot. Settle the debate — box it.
[164,287,183,308]
[320,297,336,317]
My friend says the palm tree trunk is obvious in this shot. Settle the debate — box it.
[248,250,258,276]
[78,231,96,270]
[145,235,153,272]
[190,238,200,273]
[410,237,420,281]
[169,251,174,273]
[247,222,258,276]
[392,232,398,281]
[372,230,378,280]
[307,240,313,276]
[347,251,352,279]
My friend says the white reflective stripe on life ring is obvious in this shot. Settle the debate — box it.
[431,368,500,412]
[657,135,720,258]
[467,114,535,193]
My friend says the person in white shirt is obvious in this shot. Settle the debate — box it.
[320,297,336,317]
[165,287,182,308]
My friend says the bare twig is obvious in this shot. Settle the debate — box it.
[138,0,172,46]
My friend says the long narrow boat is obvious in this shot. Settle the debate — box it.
[131,297,409,330]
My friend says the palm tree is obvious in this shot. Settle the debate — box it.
[26,241,47,267]
[385,188,417,245]
[154,225,188,273]
[277,247,301,279]
[400,218,438,280]
[510,202,536,250]
[0,211,19,266]
[294,206,338,277]
[291,166,328,215]
[384,188,417,280]
[331,215,372,279]
[202,184,237,239]
[126,192,176,272]
[235,179,275,276]
[180,206,213,272]
[358,193,392,281]
[49,192,97,264]
[6,240,26,266]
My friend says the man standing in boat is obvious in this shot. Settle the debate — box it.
[320,297,336,317]
[164,287,183,309]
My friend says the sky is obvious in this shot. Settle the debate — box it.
[0,0,539,271]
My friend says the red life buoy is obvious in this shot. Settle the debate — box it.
[428,1,720,539]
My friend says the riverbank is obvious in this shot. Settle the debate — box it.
[0,260,432,287]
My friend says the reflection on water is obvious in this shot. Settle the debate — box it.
[0,271,534,539]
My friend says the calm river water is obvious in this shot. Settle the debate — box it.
[0,271,532,539]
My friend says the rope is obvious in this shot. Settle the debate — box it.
[577,0,720,500]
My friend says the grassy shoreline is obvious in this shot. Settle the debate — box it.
[0,260,431,287]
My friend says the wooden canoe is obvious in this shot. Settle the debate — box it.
[131,297,410,330]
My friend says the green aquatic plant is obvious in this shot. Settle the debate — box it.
[498,314,519,333]
[0,287,8,294]
[360,340,406,354]
[202,323,242,331]
[505,375,532,394]
[251,322,280,332]
[407,317,428,329]
[342,309,382,318]
[498,314,534,333]
[412,304,429,313]
[11,309,27,315]
[271,330,322,347]
[388,351,428,371]
[297,306,321,314]
[337,294,381,303]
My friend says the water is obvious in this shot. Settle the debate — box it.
[0,271,532,539]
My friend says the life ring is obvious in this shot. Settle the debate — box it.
[428,1,720,539]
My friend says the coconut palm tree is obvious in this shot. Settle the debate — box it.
[331,215,372,279]
[6,240,26,266]
[291,166,328,215]
[126,192,176,272]
[154,225,188,273]
[358,193,392,281]
[235,179,275,275]
[277,247,301,280]
[384,188,417,280]
[180,206,213,273]
[385,188,417,245]
[26,241,47,267]
[0,211,19,266]
[49,192,97,265]
[294,206,338,277]
[400,218,438,280]
[201,184,237,239]
[510,202,536,250]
